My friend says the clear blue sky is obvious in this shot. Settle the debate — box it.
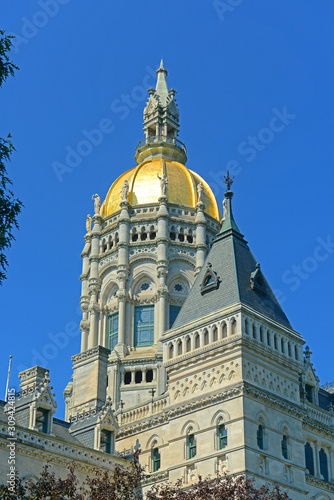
[1,1,333,417]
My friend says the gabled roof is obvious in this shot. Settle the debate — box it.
[173,190,291,330]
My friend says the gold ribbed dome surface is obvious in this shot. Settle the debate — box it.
[101,160,220,220]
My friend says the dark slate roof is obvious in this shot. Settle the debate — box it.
[173,191,291,330]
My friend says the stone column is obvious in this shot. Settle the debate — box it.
[156,195,169,344]
[314,443,320,477]
[80,233,91,352]
[88,214,102,349]
[115,199,130,357]
[195,201,207,276]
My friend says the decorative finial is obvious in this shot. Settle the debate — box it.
[157,58,167,75]
[223,170,234,191]
[304,346,312,361]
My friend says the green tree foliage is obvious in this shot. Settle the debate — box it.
[0,30,22,285]
[0,452,291,499]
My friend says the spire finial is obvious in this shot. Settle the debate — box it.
[223,170,234,191]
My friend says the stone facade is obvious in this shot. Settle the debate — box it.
[1,62,333,500]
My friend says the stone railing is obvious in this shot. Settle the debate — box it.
[305,402,334,427]
[118,395,169,426]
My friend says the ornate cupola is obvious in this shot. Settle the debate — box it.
[135,59,187,165]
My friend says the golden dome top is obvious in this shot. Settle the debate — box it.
[101,159,220,220]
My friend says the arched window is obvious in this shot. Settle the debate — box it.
[288,342,292,357]
[187,229,193,243]
[168,343,174,360]
[108,313,119,350]
[177,339,182,356]
[245,318,249,335]
[267,331,270,346]
[252,324,256,339]
[203,329,209,345]
[114,232,119,245]
[305,442,314,476]
[212,325,218,342]
[222,322,227,338]
[152,446,161,472]
[319,448,328,481]
[218,423,227,449]
[149,225,156,240]
[194,333,200,349]
[186,336,191,352]
[257,424,264,450]
[178,227,184,242]
[274,334,278,350]
[187,433,196,459]
[140,226,147,241]
[132,228,138,242]
[282,435,288,459]
[231,318,237,335]
[259,326,264,342]
[295,345,299,360]
[170,226,176,240]
[102,239,107,253]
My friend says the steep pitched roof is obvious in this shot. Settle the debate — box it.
[173,191,291,329]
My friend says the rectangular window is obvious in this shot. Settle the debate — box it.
[134,306,154,347]
[188,434,196,459]
[36,408,49,433]
[100,430,112,454]
[169,305,181,328]
[108,313,119,350]
[152,447,161,472]
[218,424,227,449]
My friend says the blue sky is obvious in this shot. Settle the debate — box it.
[1,0,333,417]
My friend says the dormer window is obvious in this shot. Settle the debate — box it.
[200,263,220,296]
[36,408,49,434]
[100,429,112,454]
[250,263,266,295]
[305,384,314,403]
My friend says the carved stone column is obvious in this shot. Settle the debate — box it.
[114,199,130,357]
[195,201,207,276]
[157,194,169,342]
[80,233,91,352]
[88,214,102,348]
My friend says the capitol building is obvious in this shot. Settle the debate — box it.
[1,61,333,500]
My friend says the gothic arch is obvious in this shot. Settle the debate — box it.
[130,272,157,298]
[146,433,164,449]
[210,409,230,426]
[181,420,199,435]
[101,279,119,304]
[99,262,118,281]
[254,410,268,426]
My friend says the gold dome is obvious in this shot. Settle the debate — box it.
[101,159,220,220]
